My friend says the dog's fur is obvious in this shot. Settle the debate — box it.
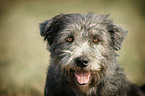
[40,13,145,96]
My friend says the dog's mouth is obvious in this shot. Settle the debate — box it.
[73,68,91,85]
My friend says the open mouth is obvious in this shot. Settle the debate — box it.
[73,68,91,85]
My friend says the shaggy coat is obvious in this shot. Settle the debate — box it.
[40,13,145,96]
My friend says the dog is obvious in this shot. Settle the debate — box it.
[40,13,145,96]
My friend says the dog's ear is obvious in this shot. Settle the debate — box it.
[40,20,52,37]
[39,19,54,48]
[108,24,128,51]
[39,14,65,46]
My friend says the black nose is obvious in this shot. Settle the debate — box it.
[75,56,89,68]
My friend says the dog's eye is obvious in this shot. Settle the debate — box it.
[93,38,99,43]
[66,37,73,42]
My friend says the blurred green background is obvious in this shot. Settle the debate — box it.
[0,0,145,96]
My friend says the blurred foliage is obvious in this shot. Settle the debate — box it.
[0,0,145,96]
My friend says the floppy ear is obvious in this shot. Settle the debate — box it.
[39,14,66,46]
[108,24,128,51]
[40,20,52,37]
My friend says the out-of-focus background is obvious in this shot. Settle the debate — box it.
[0,0,145,96]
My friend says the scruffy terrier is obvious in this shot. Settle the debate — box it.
[40,13,145,96]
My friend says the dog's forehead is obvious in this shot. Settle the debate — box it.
[60,14,109,36]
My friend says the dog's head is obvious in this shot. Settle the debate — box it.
[40,13,127,92]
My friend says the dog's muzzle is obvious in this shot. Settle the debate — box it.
[74,68,91,85]
[73,56,91,85]
[75,56,89,68]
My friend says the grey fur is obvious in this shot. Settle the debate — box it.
[40,13,145,96]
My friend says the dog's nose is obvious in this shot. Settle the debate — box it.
[75,56,89,67]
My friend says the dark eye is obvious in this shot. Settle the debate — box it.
[93,38,99,43]
[66,37,73,42]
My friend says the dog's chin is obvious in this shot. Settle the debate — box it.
[69,67,104,92]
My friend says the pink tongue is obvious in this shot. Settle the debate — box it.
[75,69,90,85]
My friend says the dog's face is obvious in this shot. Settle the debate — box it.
[40,13,127,92]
